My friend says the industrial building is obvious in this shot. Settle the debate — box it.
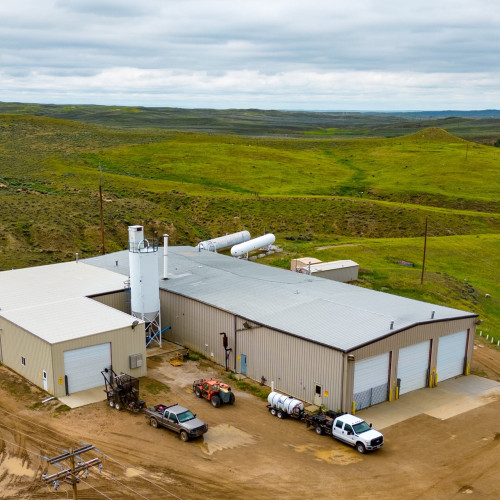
[82,241,477,413]
[0,260,147,397]
[0,225,477,410]
[292,257,359,282]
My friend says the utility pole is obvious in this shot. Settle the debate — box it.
[421,216,428,285]
[99,165,105,255]
[42,445,102,499]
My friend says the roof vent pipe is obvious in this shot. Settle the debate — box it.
[75,252,79,264]
[431,310,435,319]
[390,321,394,330]
[162,234,169,280]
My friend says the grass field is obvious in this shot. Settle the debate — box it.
[0,109,499,340]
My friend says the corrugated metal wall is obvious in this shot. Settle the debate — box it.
[236,323,344,410]
[0,317,53,393]
[312,266,358,283]
[51,325,147,397]
[91,290,130,314]
[346,317,476,408]
[160,291,234,367]
[0,316,146,397]
[160,290,344,410]
[160,289,477,411]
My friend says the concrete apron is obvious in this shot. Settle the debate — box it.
[58,386,107,409]
[358,375,500,430]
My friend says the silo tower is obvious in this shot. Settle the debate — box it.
[128,225,161,347]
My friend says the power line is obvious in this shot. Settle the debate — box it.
[99,469,151,500]
[96,453,183,500]
[0,436,69,498]
[0,407,182,499]
[43,445,102,500]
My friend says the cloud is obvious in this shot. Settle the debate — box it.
[1,0,499,109]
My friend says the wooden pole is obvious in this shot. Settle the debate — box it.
[99,166,105,255]
[421,216,428,284]
[70,448,78,500]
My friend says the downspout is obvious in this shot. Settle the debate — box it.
[341,354,348,412]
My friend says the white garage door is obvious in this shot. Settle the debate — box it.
[397,341,430,395]
[437,331,468,382]
[64,343,111,394]
[353,352,390,410]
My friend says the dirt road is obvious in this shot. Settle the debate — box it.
[1,346,500,500]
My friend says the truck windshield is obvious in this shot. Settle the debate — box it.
[177,410,195,423]
[353,421,371,434]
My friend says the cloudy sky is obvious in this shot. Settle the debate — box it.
[1,0,499,110]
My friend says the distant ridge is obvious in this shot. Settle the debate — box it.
[0,102,499,143]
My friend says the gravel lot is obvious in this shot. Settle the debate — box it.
[0,344,499,499]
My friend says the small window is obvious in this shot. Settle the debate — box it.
[315,385,321,396]
[21,356,26,366]
[345,424,353,433]
[335,420,343,429]
[169,413,177,423]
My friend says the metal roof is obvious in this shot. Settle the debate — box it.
[84,246,476,352]
[0,297,139,344]
[308,259,359,272]
[0,260,137,343]
[0,260,128,312]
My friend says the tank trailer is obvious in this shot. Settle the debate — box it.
[267,391,384,453]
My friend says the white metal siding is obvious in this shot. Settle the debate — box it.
[63,343,111,394]
[353,353,390,409]
[397,341,430,395]
[437,331,467,382]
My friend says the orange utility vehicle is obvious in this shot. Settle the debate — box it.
[193,379,235,407]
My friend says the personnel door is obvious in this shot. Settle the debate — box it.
[42,370,48,391]
[314,384,322,406]
[240,354,247,375]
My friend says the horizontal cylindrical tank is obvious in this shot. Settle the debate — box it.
[267,391,304,415]
[231,233,275,257]
[198,231,251,252]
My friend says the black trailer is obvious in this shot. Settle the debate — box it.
[102,368,146,412]
[305,410,345,436]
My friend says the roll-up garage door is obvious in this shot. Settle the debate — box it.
[397,341,430,395]
[353,353,390,410]
[64,343,111,394]
[437,331,467,382]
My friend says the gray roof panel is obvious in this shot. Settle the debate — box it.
[84,246,476,352]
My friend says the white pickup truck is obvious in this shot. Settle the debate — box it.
[331,413,384,453]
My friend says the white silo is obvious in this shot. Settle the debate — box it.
[128,225,161,347]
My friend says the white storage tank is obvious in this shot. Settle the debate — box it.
[197,231,251,252]
[267,391,304,415]
[231,233,275,257]
[128,225,161,346]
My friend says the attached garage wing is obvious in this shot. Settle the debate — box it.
[397,341,431,395]
[353,353,390,410]
[64,343,111,394]
[436,331,467,382]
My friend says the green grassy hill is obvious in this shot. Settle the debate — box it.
[1,101,500,143]
[0,112,499,341]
